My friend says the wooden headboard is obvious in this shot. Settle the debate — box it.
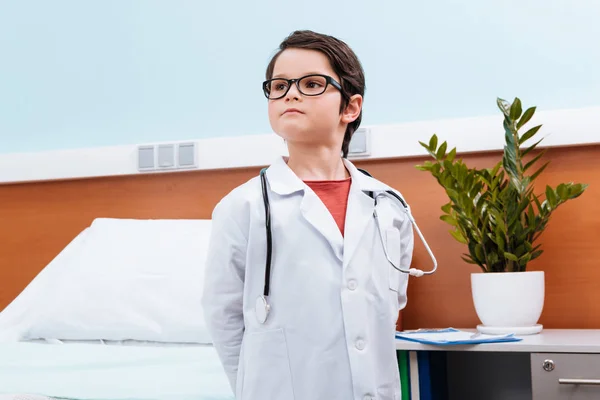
[1,144,599,330]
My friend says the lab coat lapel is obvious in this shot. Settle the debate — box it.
[343,184,374,269]
[342,159,391,269]
[300,190,344,262]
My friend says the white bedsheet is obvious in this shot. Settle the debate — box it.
[0,342,234,400]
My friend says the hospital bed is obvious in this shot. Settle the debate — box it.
[0,218,235,400]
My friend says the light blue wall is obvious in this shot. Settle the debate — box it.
[1,0,599,154]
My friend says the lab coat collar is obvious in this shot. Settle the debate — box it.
[264,156,391,195]
[264,157,305,195]
[264,156,393,266]
[342,158,392,193]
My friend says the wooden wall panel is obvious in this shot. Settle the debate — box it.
[1,144,599,330]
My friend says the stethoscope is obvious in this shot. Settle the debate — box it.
[255,167,438,324]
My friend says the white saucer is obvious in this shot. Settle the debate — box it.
[477,324,543,336]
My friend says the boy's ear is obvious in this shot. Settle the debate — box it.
[341,94,363,124]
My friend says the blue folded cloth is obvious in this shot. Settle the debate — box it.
[395,328,522,345]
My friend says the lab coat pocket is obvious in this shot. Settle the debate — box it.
[241,328,295,400]
[386,227,402,293]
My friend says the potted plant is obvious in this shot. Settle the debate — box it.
[416,97,589,335]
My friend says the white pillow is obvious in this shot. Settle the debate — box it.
[22,218,213,344]
[0,228,91,342]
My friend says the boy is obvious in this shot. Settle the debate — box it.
[202,30,413,400]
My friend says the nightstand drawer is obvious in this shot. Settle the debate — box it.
[531,353,600,400]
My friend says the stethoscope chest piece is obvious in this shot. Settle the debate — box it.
[255,295,270,324]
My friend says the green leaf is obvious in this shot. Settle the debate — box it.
[446,188,460,203]
[568,183,589,199]
[517,106,536,130]
[492,208,507,234]
[495,229,506,252]
[441,202,452,214]
[503,122,519,177]
[447,147,457,162]
[530,249,544,260]
[545,185,558,209]
[436,141,448,160]
[530,161,549,181]
[497,97,511,117]
[519,253,532,269]
[487,252,499,268]
[523,149,547,172]
[504,252,519,262]
[522,138,544,157]
[492,160,502,174]
[519,125,542,145]
[503,150,518,179]
[450,229,468,244]
[429,134,438,151]
[440,214,458,227]
[443,160,453,173]
[515,244,526,257]
[479,174,492,189]
[527,204,536,227]
[474,244,485,262]
[469,182,483,199]
[415,162,434,171]
[557,183,568,200]
[504,118,515,144]
[461,255,478,265]
[510,98,523,120]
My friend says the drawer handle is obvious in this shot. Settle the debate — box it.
[559,379,600,386]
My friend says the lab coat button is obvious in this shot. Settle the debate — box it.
[355,339,365,350]
[348,280,357,290]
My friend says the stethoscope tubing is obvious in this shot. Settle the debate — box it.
[257,167,438,323]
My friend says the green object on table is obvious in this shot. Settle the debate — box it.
[397,350,410,400]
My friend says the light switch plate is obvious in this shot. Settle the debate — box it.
[348,127,371,157]
[137,146,155,170]
[178,142,197,168]
[157,144,175,168]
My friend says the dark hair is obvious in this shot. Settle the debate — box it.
[265,30,365,158]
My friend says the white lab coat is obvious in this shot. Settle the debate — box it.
[202,156,414,400]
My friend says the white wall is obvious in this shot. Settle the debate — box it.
[1,105,598,184]
[1,0,599,154]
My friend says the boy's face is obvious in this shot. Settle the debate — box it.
[267,48,358,152]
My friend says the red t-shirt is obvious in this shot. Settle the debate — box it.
[304,178,352,236]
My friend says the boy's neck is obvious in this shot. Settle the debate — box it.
[285,144,349,181]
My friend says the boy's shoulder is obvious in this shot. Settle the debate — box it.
[212,173,263,216]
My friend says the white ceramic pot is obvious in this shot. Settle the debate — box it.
[471,271,545,335]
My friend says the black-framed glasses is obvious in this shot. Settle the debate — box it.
[262,74,344,100]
